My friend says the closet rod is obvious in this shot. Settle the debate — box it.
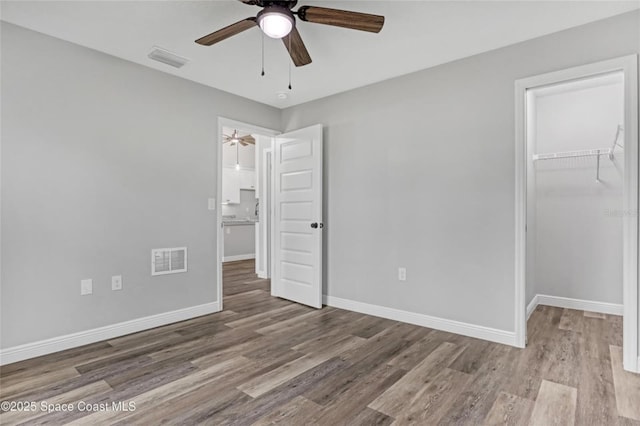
[532,124,624,183]
[532,148,609,161]
[532,124,624,162]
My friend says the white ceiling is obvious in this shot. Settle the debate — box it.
[1,1,638,108]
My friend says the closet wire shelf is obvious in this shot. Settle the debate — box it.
[532,125,624,182]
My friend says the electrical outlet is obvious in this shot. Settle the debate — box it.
[81,279,93,295]
[226,227,231,234]
[398,268,407,281]
[208,198,216,210]
[112,275,123,291]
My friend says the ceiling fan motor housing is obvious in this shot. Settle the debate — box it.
[257,5,296,30]
[249,1,298,9]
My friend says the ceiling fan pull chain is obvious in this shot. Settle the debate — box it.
[288,35,292,90]
[261,31,265,77]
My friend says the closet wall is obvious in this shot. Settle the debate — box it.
[529,73,624,305]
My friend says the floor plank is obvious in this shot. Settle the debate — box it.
[438,343,521,425]
[528,379,577,426]
[575,315,620,425]
[238,334,364,398]
[610,345,640,421]
[484,391,535,426]
[368,341,465,417]
[307,362,405,424]
[0,366,80,398]
[252,395,322,425]
[558,308,584,333]
[391,367,473,425]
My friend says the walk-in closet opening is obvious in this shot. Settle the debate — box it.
[515,56,638,373]
[525,71,625,341]
[527,72,625,308]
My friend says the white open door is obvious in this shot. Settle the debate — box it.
[272,124,323,308]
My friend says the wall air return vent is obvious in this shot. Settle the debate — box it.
[152,247,187,276]
[148,47,190,68]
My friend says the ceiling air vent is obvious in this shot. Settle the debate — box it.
[148,47,190,68]
[152,247,188,276]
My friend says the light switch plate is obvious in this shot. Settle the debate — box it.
[112,275,123,291]
[208,198,216,210]
[398,268,407,281]
[81,279,93,295]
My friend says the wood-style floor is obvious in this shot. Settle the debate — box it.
[1,259,639,425]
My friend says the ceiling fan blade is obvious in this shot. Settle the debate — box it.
[297,6,384,33]
[240,141,248,146]
[237,0,262,5]
[241,135,256,144]
[195,18,257,46]
[282,27,312,67]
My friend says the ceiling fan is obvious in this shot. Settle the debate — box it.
[195,1,385,67]
[224,130,256,146]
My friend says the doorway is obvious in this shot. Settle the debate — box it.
[514,56,639,373]
[216,119,325,311]
[217,118,279,310]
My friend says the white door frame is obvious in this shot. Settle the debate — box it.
[514,55,639,373]
[256,147,273,280]
[262,148,273,282]
[255,137,273,279]
[216,117,279,311]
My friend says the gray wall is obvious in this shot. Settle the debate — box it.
[223,224,256,259]
[533,78,624,304]
[0,22,280,348]
[281,11,640,332]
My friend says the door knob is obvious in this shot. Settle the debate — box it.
[311,222,318,229]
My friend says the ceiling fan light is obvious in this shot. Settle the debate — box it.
[257,6,294,39]
[229,130,241,144]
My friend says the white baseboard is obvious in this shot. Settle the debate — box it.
[323,295,517,347]
[535,294,623,316]
[527,295,539,320]
[223,254,255,262]
[0,301,220,366]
